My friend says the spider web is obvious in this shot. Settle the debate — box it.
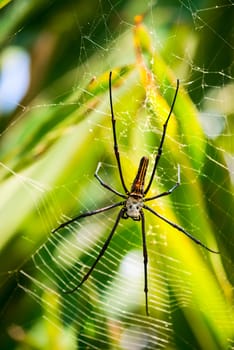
[0,1,234,349]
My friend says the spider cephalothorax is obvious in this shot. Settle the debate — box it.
[124,195,144,220]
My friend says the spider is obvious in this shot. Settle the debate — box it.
[52,71,219,316]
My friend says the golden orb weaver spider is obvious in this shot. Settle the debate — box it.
[52,71,219,316]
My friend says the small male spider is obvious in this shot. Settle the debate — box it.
[52,71,219,316]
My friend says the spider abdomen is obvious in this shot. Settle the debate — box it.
[130,156,149,195]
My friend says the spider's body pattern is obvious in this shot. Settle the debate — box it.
[124,156,148,220]
[52,71,219,316]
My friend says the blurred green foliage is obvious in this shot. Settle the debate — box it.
[0,0,233,349]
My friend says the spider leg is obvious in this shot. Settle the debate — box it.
[140,211,149,316]
[144,79,180,195]
[144,205,219,254]
[95,162,127,198]
[109,71,129,194]
[145,164,180,202]
[62,207,125,294]
[52,202,124,233]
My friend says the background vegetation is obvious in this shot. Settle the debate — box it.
[0,0,233,349]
